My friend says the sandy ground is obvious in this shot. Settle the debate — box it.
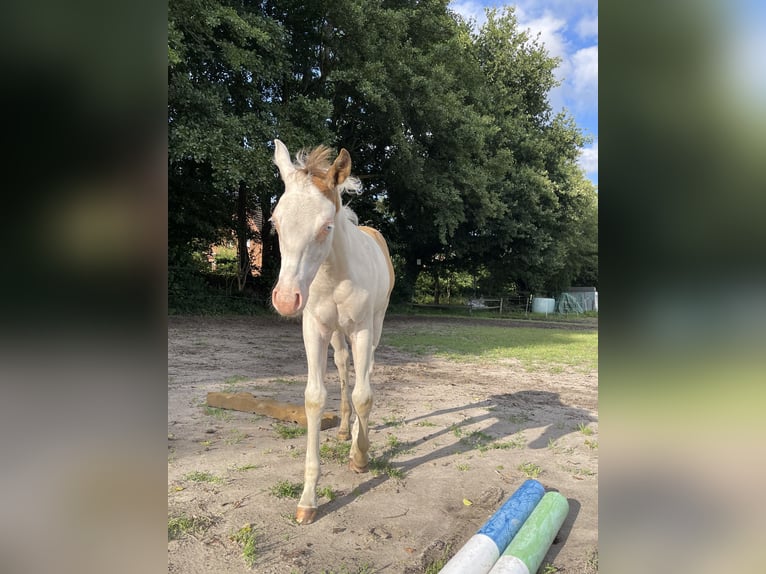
[168,315,598,573]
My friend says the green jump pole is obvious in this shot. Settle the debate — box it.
[487,491,569,574]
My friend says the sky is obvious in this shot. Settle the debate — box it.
[449,0,598,187]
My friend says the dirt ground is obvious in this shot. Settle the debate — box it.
[168,315,598,573]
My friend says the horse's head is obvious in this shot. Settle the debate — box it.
[270,139,353,316]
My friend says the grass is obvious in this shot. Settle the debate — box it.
[423,544,452,574]
[184,470,224,484]
[274,423,308,439]
[230,523,258,568]
[456,462,470,471]
[414,420,438,427]
[168,514,215,540]
[385,325,597,372]
[269,480,303,499]
[223,375,249,388]
[369,457,405,480]
[225,429,248,444]
[518,461,542,478]
[381,415,405,427]
[320,440,352,464]
[318,486,337,501]
[204,406,233,421]
[234,463,258,471]
[585,439,598,450]
[577,422,595,435]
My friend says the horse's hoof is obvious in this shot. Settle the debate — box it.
[349,460,369,474]
[337,430,351,441]
[295,506,317,525]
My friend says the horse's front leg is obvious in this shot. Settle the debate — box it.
[295,313,330,525]
[331,330,352,441]
[348,327,374,473]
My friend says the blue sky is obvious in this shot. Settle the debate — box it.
[449,1,598,186]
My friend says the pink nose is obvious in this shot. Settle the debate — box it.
[272,288,302,316]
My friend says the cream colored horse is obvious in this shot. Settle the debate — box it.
[270,139,395,524]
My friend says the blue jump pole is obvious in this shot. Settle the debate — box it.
[439,479,545,574]
[487,491,570,574]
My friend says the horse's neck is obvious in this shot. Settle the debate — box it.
[323,211,363,277]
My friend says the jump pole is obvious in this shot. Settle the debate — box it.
[487,491,569,574]
[438,479,545,574]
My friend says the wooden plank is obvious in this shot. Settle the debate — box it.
[206,392,339,430]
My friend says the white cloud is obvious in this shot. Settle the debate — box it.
[578,139,598,177]
[571,45,598,96]
[449,0,490,30]
[576,16,598,40]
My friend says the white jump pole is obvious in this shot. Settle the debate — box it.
[487,491,569,574]
[439,479,545,574]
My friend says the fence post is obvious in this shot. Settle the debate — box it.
[499,298,503,315]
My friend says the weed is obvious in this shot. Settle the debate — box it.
[225,429,248,445]
[585,439,598,450]
[204,406,232,421]
[423,544,452,574]
[184,471,224,484]
[270,480,303,499]
[369,457,404,480]
[230,523,258,567]
[318,486,336,501]
[386,434,401,449]
[518,462,542,478]
[199,440,212,447]
[542,564,559,573]
[272,377,302,385]
[320,440,352,464]
[274,423,307,439]
[414,420,437,427]
[456,463,470,471]
[381,415,405,427]
[577,422,594,435]
[168,514,215,540]
[450,424,464,438]
[223,375,249,388]
[234,463,258,472]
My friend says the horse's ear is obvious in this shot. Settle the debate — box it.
[273,139,295,180]
[327,148,351,188]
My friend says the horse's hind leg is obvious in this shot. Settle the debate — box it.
[331,330,352,441]
[348,327,374,473]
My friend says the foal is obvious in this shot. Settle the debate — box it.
[270,139,395,524]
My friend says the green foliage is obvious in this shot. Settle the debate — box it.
[269,480,303,499]
[230,523,258,568]
[168,0,598,311]
[274,423,307,439]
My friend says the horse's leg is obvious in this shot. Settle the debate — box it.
[348,326,374,473]
[331,330,352,441]
[296,313,330,525]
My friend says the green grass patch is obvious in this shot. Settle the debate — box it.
[234,463,258,472]
[518,461,542,478]
[318,486,337,501]
[269,480,303,499]
[577,422,595,435]
[274,423,307,439]
[414,419,438,427]
[320,440,352,464]
[369,457,404,480]
[168,514,215,540]
[230,523,258,568]
[381,415,405,427]
[385,325,597,371]
[184,470,224,484]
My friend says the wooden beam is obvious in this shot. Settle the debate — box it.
[206,392,339,430]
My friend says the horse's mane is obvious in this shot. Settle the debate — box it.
[296,146,362,196]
